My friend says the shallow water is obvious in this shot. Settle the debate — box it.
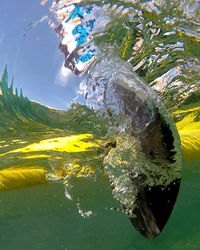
[0,161,199,249]
[0,0,199,248]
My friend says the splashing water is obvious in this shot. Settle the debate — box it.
[0,0,199,242]
[41,0,199,110]
[37,0,200,239]
[0,0,200,249]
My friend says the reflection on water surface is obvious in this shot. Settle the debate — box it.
[0,0,199,247]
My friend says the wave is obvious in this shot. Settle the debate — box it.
[1,0,199,239]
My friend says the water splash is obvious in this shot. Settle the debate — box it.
[76,201,94,218]
[41,0,199,110]
[37,0,196,238]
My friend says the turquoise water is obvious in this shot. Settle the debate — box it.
[0,0,200,249]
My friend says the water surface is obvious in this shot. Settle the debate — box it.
[0,0,199,248]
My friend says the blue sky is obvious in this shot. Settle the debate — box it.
[0,0,84,110]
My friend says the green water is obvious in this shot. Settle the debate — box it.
[0,0,200,249]
[0,68,108,174]
[0,161,199,250]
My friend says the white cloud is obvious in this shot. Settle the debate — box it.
[55,63,73,86]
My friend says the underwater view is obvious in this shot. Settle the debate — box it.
[0,0,199,249]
